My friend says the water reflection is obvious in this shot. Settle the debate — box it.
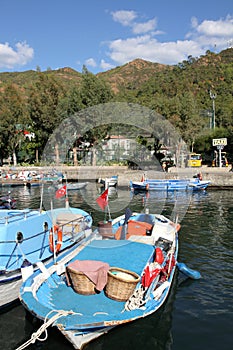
[0,186,233,349]
[131,189,209,223]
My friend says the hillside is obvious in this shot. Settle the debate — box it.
[97,58,170,93]
[0,59,170,94]
[0,48,232,94]
[0,67,82,90]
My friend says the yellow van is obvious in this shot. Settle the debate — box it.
[187,153,202,167]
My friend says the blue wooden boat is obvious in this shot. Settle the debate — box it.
[0,206,92,309]
[130,178,210,191]
[19,210,200,349]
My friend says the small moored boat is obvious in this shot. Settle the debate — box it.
[130,176,210,191]
[0,205,92,309]
[65,182,88,191]
[19,209,201,349]
[98,175,118,188]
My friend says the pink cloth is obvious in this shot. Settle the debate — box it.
[67,260,110,292]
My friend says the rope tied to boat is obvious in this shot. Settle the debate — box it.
[123,285,146,311]
[15,310,74,350]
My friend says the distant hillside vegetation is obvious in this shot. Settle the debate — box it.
[0,48,232,95]
[97,58,170,93]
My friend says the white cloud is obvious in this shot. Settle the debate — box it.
[187,15,233,53]
[0,41,34,69]
[105,14,233,67]
[85,58,97,67]
[132,18,157,34]
[191,16,199,29]
[108,35,203,65]
[111,10,158,35]
[111,10,137,26]
[195,16,233,37]
[100,59,115,71]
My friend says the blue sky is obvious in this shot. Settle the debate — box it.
[0,0,233,74]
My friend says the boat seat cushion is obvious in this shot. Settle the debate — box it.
[56,213,84,225]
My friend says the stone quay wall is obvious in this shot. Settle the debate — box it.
[1,165,233,189]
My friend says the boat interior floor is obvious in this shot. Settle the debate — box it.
[36,240,155,325]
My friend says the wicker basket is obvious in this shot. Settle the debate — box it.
[105,267,140,301]
[66,266,96,295]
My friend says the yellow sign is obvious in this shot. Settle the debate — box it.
[212,138,227,146]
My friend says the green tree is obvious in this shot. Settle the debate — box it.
[80,66,113,107]
[28,73,65,162]
[65,67,114,165]
[0,84,29,165]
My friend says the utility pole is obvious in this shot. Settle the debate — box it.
[209,90,216,129]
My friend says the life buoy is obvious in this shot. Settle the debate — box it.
[49,225,62,253]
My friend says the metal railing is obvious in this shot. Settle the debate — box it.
[0,214,91,272]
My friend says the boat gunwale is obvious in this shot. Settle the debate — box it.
[20,215,179,331]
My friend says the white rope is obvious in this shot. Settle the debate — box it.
[15,310,74,350]
[123,285,146,311]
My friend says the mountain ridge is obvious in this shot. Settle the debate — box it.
[0,48,232,93]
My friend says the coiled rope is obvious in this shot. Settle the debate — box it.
[15,309,74,350]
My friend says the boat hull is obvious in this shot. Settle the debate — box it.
[130,179,210,191]
[67,182,88,190]
[0,207,92,309]
[19,212,180,349]
[0,276,22,308]
[98,176,118,188]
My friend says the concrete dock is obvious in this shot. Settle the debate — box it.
[1,165,233,189]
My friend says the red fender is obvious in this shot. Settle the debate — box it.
[155,247,164,265]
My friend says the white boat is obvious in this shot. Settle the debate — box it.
[98,175,118,188]
[66,182,88,191]
[56,182,88,192]
[19,209,201,349]
[0,206,92,309]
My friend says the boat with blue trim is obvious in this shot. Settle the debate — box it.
[0,206,92,309]
[130,176,210,191]
[19,209,200,349]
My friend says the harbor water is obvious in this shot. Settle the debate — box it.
[0,183,233,350]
